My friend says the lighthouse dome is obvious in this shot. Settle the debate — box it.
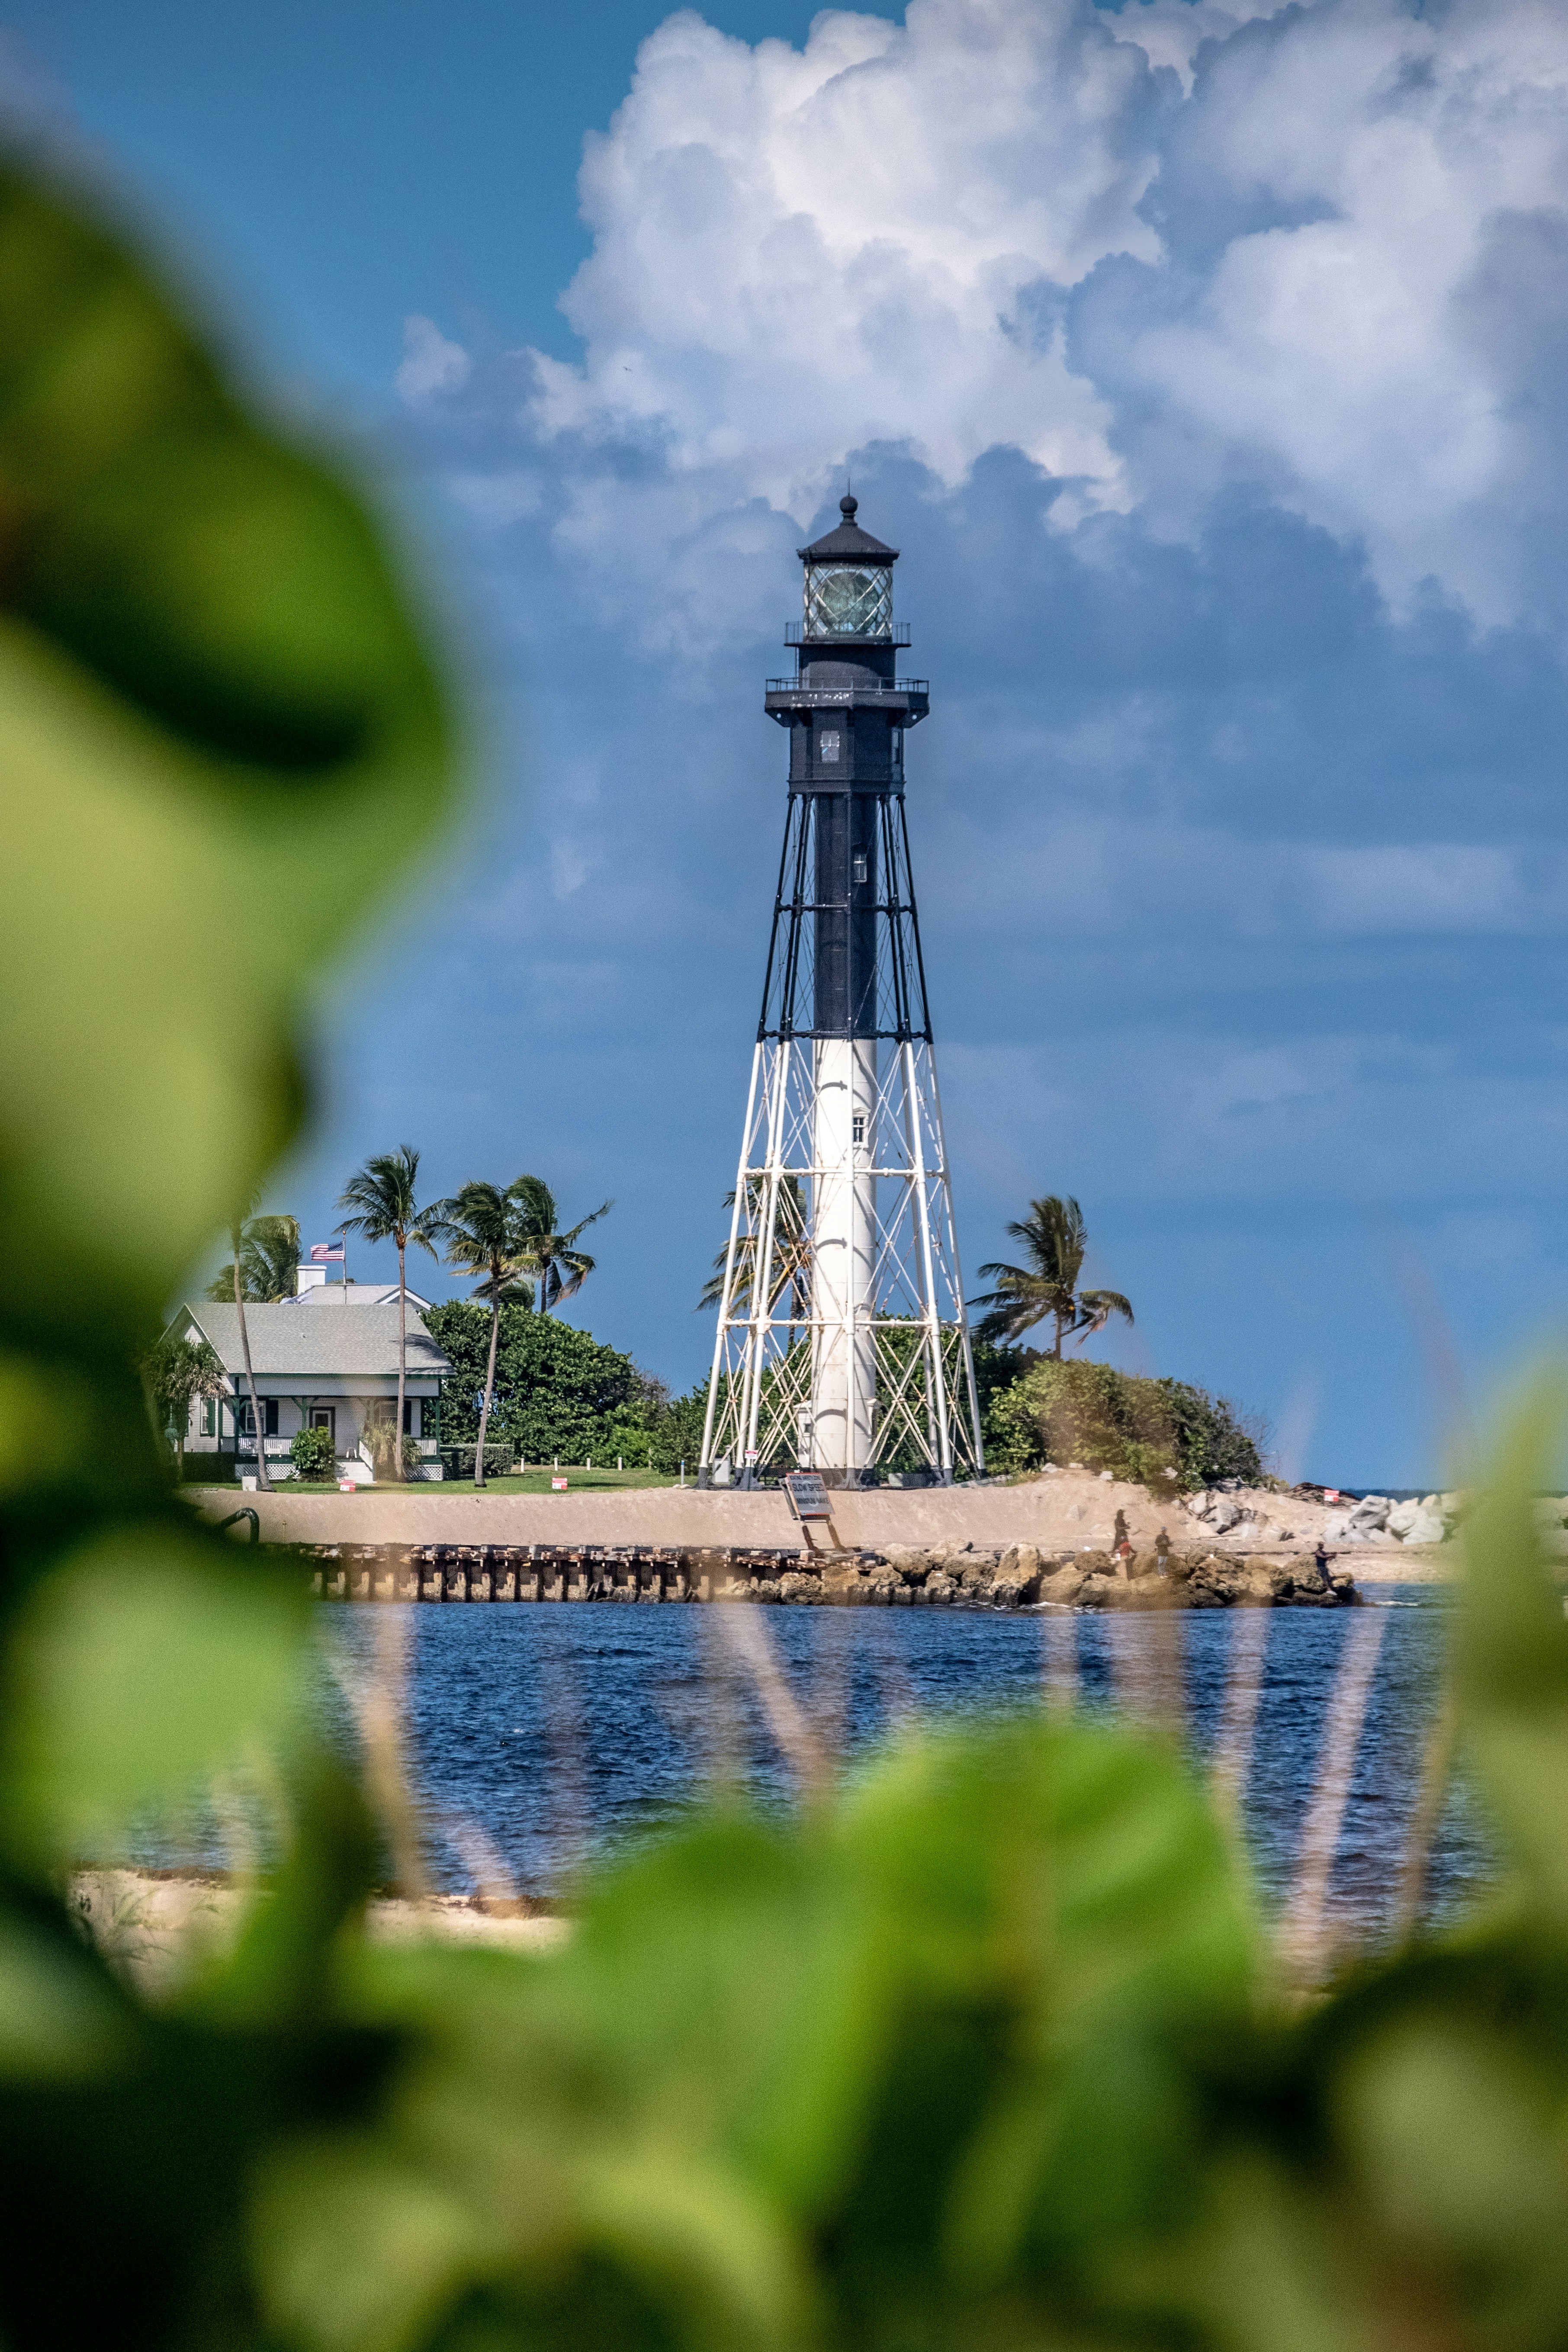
[799,496,898,639]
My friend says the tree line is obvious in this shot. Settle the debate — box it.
[147,1169,1259,1492]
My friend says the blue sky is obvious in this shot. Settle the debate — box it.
[16,0,1568,1483]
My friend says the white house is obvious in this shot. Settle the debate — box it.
[167,1299,453,1482]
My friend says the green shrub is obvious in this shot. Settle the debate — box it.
[426,1301,647,1462]
[362,1411,423,1480]
[288,1424,336,1480]
[439,1440,514,1481]
[986,1355,1264,1487]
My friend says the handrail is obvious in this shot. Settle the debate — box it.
[765,678,928,695]
[216,1507,260,1545]
[785,623,910,646]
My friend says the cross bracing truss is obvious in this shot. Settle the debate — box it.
[700,789,984,1482]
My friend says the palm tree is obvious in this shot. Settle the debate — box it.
[205,1214,301,1304]
[422,1181,525,1490]
[506,1175,610,1314]
[424,1177,610,1489]
[700,1177,811,1333]
[336,1145,440,1482]
[212,1198,292,1488]
[970,1194,1134,1359]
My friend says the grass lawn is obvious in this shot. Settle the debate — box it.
[424,1468,682,1496]
[189,1467,684,1496]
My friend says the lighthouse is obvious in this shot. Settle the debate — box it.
[698,497,983,1487]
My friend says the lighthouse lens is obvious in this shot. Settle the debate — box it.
[805,565,890,637]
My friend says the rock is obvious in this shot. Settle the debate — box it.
[992,1546,1042,1605]
[1099,1471,1114,1483]
[778,1571,823,1603]
[1348,1495,1391,1531]
[924,1571,958,1603]
[1075,1574,1121,1609]
[1037,1565,1086,1604]
[1067,1504,1085,1522]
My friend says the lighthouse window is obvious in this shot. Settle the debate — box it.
[805,564,892,638]
[852,853,868,884]
[820,729,841,762]
[852,1114,866,1146]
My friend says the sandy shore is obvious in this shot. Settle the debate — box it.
[73,1867,567,1995]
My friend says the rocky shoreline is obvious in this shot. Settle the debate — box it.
[305,1540,1361,1610]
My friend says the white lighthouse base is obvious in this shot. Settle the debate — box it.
[700,1033,981,1484]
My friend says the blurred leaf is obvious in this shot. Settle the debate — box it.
[0,167,454,1359]
[253,2138,498,2352]
[3,1523,309,1859]
[1454,1373,1568,1921]
[0,1908,129,2078]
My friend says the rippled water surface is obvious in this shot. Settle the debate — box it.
[325,1579,1491,1937]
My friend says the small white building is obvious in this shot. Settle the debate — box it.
[166,1299,453,1482]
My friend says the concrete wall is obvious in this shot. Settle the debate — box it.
[187,1481,1104,1551]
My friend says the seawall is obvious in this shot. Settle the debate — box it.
[185,1474,1430,1566]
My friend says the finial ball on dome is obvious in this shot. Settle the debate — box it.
[840,493,858,517]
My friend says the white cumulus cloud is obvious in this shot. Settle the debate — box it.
[530,0,1173,513]
[395,313,472,403]
[498,0,1568,630]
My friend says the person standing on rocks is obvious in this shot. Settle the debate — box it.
[1314,1539,1333,1581]
[1155,1528,1171,1576]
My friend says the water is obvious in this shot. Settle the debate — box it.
[325,1579,1493,1939]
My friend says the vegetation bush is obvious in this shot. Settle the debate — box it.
[439,1440,515,1481]
[427,1301,697,1470]
[288,1423,337,1480]
[986,1354,1266,1486]
[14,143,1568,2352]
[362,1407,424,1481]
[646,1381,710,1473]
[427,1301,644,1462]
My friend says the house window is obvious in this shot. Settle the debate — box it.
[310,1407,337,1447]
[200,1398,217,1438]
[402,1399,419,1436]
[238,1399,278,1437]
[819,728,840,763]
[851,852,868,885]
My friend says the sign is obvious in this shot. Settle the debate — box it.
[783,1471,832,1521]
[744,1447,759,1465]
[551,1476,569,1491]
[1323,1488,1340,1503]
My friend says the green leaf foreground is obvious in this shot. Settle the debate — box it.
[3,148,1568,2352]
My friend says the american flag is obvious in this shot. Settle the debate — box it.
[310,1243,345,1263]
